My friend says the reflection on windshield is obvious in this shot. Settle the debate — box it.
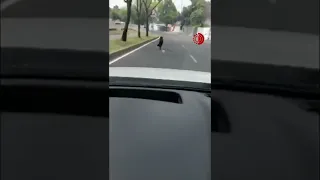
[109,0,211,73]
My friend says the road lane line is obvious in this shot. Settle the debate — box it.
[189,54,197,63]
[1,0,22,11]
[182,45,198,63]
[109,37,160,65]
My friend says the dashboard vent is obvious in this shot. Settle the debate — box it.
[110,88,182,104]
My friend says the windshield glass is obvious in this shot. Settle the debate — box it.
[109,0,211,74]
[109,0,318,88]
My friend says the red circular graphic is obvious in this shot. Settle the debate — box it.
[193,33,204,45]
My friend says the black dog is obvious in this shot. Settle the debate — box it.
[157,36,163,50]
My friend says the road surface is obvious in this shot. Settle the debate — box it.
[109,32,211,73]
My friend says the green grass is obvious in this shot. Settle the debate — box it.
[109,29,136,35]
[109,35,157,53]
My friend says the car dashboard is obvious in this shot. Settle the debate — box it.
[1,78,109,180]
[1,77,319,180]
[109,86,211,180]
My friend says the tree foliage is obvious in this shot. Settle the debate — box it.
[158,0,178,28]
[142,0,162,36]
[180,0,208,27]
[110,6,127,22]
[132,0,147,24]
[133,0,143,37]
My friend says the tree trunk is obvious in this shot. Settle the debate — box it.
[145,10,149,37]
[137,0,141,38]
[137,16,141,38]
[121,1,132,41]
[146,21,149,36]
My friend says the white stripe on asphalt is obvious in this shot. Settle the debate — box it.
[182,45,197,63]
[1,0,22,11]
[109,37,160,65]
[189,54,197,63]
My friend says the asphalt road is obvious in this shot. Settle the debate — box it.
[109,32,211,73]
[1,0,108,17]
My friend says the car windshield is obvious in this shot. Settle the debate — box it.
[109,0,318,89]
[2,0,318,87]
[109,0,211,74]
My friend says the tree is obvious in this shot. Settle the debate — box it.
[118,8,128,22]
[121,0,133,41]
[132,1,147,25]
[142,0,162,36]
[180,6,191,28]
[179,0,206,27]
[158,0,178,30]
[110,5,127,21]
[190,8,205,26]
[111,8,121,20]
[134,0,143,38]
[190,0,205,26]
[130,5,138,23]
[113,5,119,10]
[176,12,182,22]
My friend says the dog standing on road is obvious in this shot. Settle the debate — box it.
[157,36,163,50]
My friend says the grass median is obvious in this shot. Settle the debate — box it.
[109,29,136,35]
[109,35,157,54]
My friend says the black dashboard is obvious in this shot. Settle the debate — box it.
[109,85,318,180]
[1,77,319,180]
[110,87,211,180]
[1,78,109,180]
[211,89,319,180]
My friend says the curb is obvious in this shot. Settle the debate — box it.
[109,36,159,61]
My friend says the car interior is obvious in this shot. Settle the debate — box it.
[1,48,109,180]
[109,77,211,180]
[1,49,319,180]
[1,0,319,177]
[210,60,319,180]
[109,60,319,180]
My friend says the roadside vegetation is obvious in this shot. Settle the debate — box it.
[109,0,210,52]
[110,35,157,53]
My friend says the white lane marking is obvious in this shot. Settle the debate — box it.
[109,37,160,65]
[189,54,197,63]
[182,44,197,63]
[1,0,21,11]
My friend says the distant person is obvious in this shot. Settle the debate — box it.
[157,36,163,50]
